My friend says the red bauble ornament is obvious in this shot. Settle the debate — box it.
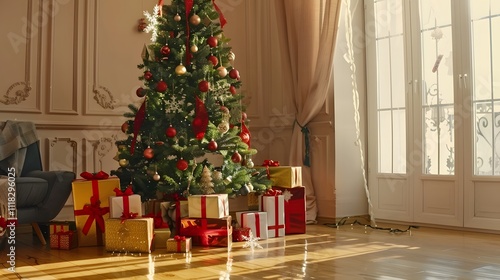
[207,140,218,151]
[160,45,171,56]
[231,151,242,163]
[176,159,189,171]
[144,71,153,80]
[229,69,240,80]
[156,80,167,92]
[239,132,250,144]
[165,126,177,138]
[208,55,218,66]
[220,106,229,114]
[196,132,205,140]
[229,85,237,95]
[143,147,154,159]
[121,122,129,133]
[136,87,145,97]
[207,36,218,48]
[198,80,210,92]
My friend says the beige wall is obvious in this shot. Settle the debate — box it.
[0,0,341,219]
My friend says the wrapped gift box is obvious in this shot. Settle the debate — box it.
[104,218,154,253]
[232,227,251,242]
[235,211,268,240]
[109,191,142,219]
[72,175,119,246]
[141,199,169,229]
[50,231,77,250]
[179,216,232,247]
[259,193,285,238]
[49,221,76,235]
[153,228,171,249]
[188,194,229,219]
[167,236,192,253]
[268,166,302,188]
[272,186,306,234]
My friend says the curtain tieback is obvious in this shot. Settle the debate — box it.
[295,120,311,167]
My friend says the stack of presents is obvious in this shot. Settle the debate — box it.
[48,162,306,254]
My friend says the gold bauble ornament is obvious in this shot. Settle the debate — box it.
[190,45,198,53]
[119,159,129,167]
[190,14,201,25]
[153,172,161,181]
[175,64,187,75]
[174,13,181,21]
[217,66,227,77]
[218,121,230,134]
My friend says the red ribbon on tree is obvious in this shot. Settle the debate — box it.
[130,100,146,154]
[241,121,251,147]
[192,96,208,139]
[184,0,194,65]
[157,0,164,16]
[212,0,227,28]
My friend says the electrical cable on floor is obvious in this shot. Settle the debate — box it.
[324,216,419,234]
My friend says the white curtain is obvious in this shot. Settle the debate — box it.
[274,0,341,222]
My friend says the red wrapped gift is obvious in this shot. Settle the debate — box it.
[232,227,251,242]
[179,216,232,247]
[272,186,306,234]
[50,230,78,250]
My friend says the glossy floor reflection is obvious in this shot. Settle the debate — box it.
[2,221,500,279]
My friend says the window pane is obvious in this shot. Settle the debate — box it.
[391,35,406,108]
[379,110,393,173]
[420,0,452,30]
[472,18,492,101]
[393,109,406,173]
[377,39,391,109]
[471,0,491,20]
[493,17,500,99]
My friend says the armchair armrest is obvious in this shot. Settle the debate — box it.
[24,170,76,221]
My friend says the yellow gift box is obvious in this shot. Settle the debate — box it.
[72,175,119,246]
[268,166,302,188]
[153,228,172,249]
[105,218,154,253]
[167,236,192,253]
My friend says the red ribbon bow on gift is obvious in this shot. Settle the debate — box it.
[264,189,282,196]
[80,171,109,180]
[263,159,280,167]
[114,186,134,196]
[174,235,186,241]
[75,196,109,235]
[120,212,139,221]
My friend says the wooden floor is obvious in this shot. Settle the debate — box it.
[2,220,500,279]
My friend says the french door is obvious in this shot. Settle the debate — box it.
[366,0,500,229]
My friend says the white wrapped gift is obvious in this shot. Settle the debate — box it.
[108,191,143,219]
[259,194,285,238]
[236,211,268,240]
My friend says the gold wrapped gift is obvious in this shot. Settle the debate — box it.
[167,236,192,253]
[268,166,302,188]
[72,176,119,246]
[153,228,172,249]
[105,218,154,253]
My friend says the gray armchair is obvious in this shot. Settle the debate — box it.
[0,121,75,245]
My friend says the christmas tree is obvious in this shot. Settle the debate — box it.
[112,0,272,200]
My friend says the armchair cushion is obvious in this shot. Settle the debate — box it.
[14,177,48,207]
